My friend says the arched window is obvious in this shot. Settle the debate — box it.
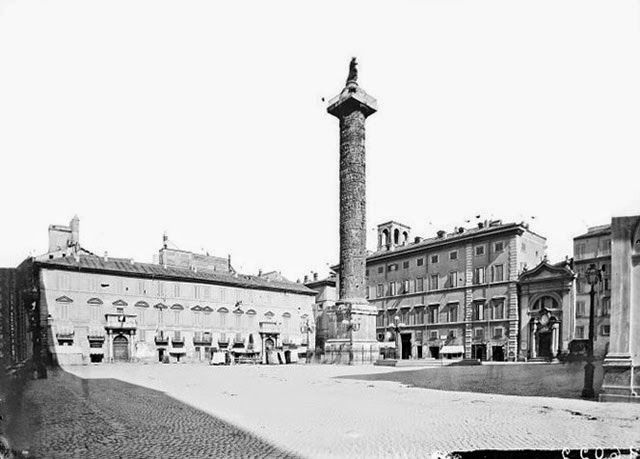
[394,228,400,245]
[532,296,559,311]
[382,229,390,246]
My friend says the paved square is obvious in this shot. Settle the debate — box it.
[8,363,640,458]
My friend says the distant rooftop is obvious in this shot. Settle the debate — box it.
[574,224,611,241]
[368,220,543,261]
[37,254,316,296]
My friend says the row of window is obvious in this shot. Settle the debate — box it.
[57,303,297,331]
[575,324,610,338]
[53,273,300,306]
[381,328,505,341]
[574,239,611,259]
[376,300,506,326]
[575,298,611,317]
[370,242,506,275]
[371,265,506,298]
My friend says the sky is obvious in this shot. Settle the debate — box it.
[1,0,639,281]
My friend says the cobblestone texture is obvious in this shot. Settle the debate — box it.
[7,369,300,459]
[7,364,640,458]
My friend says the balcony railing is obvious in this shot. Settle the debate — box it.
[155,334,169,345]
[193,334,213,345]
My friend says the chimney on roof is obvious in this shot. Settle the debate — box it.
[103,251,108,262]
[489,219,502,227]
[437,230,446,239]
[70,215,80,247]
[414,236,423,243]
[304,275,309,283]
[458,227,465,234]
[258,269,263,277]
[313,272,318,281]
[162,232,168,249]
[478,222,485,229]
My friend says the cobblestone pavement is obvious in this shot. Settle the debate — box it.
[8,364,640,458]
[7,369,300,459]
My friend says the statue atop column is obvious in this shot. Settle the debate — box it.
[346,57,358,84]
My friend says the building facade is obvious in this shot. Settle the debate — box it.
[573,225,612,357]
[303,273,337,353]
[30,218,316,366]
[363,220,546,361]
[518,259,575,360]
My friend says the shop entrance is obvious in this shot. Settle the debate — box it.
[429,346,440,359]
[492,346,505,361]
[471,344,486,361]
[158,348,165,362]
[113,335,129,361]
[401,333,412,359]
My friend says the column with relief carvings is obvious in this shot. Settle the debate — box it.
[324,58,380,364]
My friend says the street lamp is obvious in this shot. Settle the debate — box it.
[582,263,601,399]
[300,317,315,363]
[341,305,360,365]
[388,315,405,360]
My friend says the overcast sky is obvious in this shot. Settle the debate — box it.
[1,0,639,280]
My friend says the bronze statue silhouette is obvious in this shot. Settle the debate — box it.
[346,57,358,84]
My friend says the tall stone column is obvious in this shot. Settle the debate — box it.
[325,58,380,364]
[599,215,640,402]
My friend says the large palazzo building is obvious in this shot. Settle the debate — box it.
[22,217,317,366]
[364,219,547,361]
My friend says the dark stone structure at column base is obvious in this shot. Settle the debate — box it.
[599,355,640,403]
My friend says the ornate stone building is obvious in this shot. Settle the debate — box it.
[364,219,547,361]
[26,218,317,365]
[518,259,575,360]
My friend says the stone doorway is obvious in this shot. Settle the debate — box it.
[113,335,129,361]
[429,346,440,359]
[538,332,552,358]
[492,345,505,362]
[401,333,412,359]
[472,344,486,361]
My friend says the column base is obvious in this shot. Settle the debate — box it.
[598,354,640,403]
[323,339,382,365]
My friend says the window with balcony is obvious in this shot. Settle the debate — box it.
[377,284,384,298]
[416,277,424,292]
[475,267,485,284]
[403,279,410,293]
[389,282,397,296]
[415,308,424,324]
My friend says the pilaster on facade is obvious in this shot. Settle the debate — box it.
[464,242,473,358]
